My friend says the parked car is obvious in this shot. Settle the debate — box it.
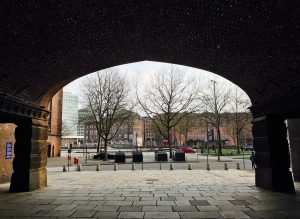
[180,147,196,153]
[244,144,254,151]
[93,152,115,160]
[93,152,105,160]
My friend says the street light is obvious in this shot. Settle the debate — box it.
[85,139,88,164]
[136,132,138,152]
[206,122,209,169]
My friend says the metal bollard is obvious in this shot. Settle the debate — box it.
[96,164,100,171]
[114,163,118,171]
[77,164,82,171]
[236,163,240,170]
[63,164,67,172]
[224,163,228,170]
[206,163,210,171]
[188,163,192,170]
[170,163,174,170]
[142,162,144,171]
[132,163,135,171]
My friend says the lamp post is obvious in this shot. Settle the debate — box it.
[242,131,246,170]
[206,122,209,168]
[82,140,85,157]
[135,132,138,152]
[85,139,88,164]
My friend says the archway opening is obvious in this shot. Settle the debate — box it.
[47,61,254,172]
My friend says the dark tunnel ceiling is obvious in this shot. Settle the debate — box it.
[0,1,299,107]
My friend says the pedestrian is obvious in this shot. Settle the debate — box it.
[250,151,256,169]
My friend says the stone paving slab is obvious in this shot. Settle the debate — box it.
[189,200,210,206]
[119,212,145,219]
[0,169,300,218]
[94,211,120,218]
[219,211,250,218]
[142,206,173,212]
[70,210,97,217]
[172,206,198,212]
[244,210,288,218]
[144,212,180,219]
[179,211,222,218]
[119,206,142,212]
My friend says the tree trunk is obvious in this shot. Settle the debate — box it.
[179,134,182,146]
[236,131,240,154]
[217,127,222,161]
[168,132,173,158]
[97,136,101,153]
[104,140,108,161]
[169,142,172,158]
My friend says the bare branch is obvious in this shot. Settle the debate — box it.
[227,88,252,153]
[201,80,231,160]
[137,64,202,158]
[81,69,133,159]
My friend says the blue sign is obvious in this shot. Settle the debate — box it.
[5,141,13,159]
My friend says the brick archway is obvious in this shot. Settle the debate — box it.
[0,1,299,192]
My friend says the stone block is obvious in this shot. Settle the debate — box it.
[118,212,145,219]
[189,200,210,206]
[144,212,180,219]
[179,212,221,219]
[142,206,173,212]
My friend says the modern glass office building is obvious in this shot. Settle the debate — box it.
[62,91,78,137]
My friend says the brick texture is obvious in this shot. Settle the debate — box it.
[47,90,63,157]
[0,124,16,183]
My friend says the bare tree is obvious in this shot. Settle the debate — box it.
[150,120,164,149]
[228,88,252,154]
[202,80,231,161]
[62,119,77,137]
[81,69,133,160]
[136,65,201,158]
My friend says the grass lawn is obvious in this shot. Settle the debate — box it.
[198,148,252,156]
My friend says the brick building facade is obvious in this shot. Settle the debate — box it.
[47,89,63,157]
[84,112,253,148]
[0,124,16,183]
[84,114,147,148]
[175,113,253,148]
[0,90,62,184]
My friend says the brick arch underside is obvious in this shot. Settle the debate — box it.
[0,1,299,113]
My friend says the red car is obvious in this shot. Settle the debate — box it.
[180,147,196,153]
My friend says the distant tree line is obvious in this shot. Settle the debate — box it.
[79,65,251,160]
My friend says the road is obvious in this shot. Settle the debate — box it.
[48,149,253,171]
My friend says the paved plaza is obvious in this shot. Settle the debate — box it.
[0,168,300,218]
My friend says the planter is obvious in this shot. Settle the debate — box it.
[132,151,143,162]
[173,150,185,161]
[114,152,125,163]
[155,151,168,161]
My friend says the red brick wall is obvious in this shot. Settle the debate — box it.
[47,89,63,157]
[0,124,16,184]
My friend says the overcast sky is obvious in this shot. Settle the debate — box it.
[63,61,249,108]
